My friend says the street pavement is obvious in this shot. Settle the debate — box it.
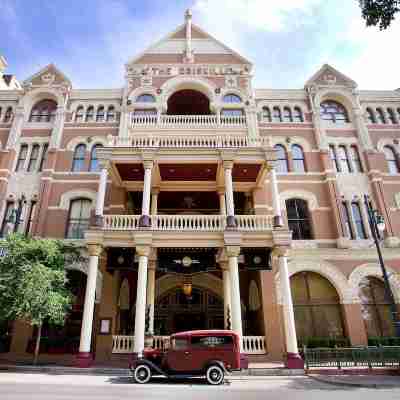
[0,372,399,400]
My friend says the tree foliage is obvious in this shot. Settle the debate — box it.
[359,0,400,29]
[0,234,80,363]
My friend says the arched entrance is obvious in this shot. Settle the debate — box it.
[154,286,224,335]
[167,90,211,115]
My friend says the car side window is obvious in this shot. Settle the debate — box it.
[171,338,188,350]
[191,336,233,349]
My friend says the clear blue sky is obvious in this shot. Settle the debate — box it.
[1,0,399,90]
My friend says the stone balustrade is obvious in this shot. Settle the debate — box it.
[130,114,247,129]
[112,335,266,354]
[102,214,273,232]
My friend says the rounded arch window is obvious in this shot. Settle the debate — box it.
[285,198,313,240]
[291,271,345,344]
[293,107,303,123]
[106,106,116,122]
[387,108,397,124]
[376,108,386,124]
[383,145,400,174]
[66,198,92,239]
[136,94,156,103]
[3,107,13,123]
[89,144,103,172]
[262,106,271,122]
[85,106,95,122]
[291,144,306,172]
[282,107,293,122]
[96,106,105,122]
[274,144,288,173]
[75,106,84,123]
[366,108,376,124]
[223,93,242,103]
[29,99,57,123]
[72,144,87,172]
[320,100,349,124]
[359,276,394,337]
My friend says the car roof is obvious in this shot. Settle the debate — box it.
[171,329,238,339]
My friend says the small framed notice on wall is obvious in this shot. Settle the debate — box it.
[99,318,112,335]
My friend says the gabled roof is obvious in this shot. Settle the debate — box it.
[23,64,71,87]
[127,22,252,66]
[305,64,357,88]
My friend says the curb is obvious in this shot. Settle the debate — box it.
[309,375,400,389]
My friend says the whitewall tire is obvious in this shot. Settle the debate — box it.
[206,365,224,385]
[133,364,152,384]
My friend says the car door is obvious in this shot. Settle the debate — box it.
[165,336,193,372]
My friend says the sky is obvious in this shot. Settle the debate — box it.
[1,0,399,90]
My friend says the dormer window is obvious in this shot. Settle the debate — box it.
[320,100,349,123]
[29,99,57,123]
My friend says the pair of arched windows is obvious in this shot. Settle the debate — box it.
[0,106,14,123]
[262,106,303,123]
[274,144,306,173]
[72,144,103,172]
[66,198,92,239]
[329,145,363,173]
[29,99,57,122]
[366,107,399,125]
[75,105,116,123]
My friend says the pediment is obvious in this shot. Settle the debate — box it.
[305,64,357,88]
[23,64,71,88]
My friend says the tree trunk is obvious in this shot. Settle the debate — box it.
[33,324,42,365]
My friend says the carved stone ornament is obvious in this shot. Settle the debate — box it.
[225,75,238,88]
[141,76,153,86]
[41,73,56,85]
[322,73,337,85]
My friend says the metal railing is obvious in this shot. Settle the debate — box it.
[303,346,400,369]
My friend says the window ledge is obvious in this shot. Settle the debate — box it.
[337,237,373,249]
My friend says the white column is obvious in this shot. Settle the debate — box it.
[224,161,236,227]
[95,167,108,220]
[79,244,101,354]
[140,160,153,227]
[276,249,299,358]
[222,264,232,329]
[146,264,156,335]
[226,247,243,343]
[151,189,159,216]
[270,167,283,227]
[218,189,226,216]
[50,105,67,149]
[133,247,150,355]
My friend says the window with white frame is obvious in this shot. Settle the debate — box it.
[351,202,367,239]
[274,144,289,173]
[106,106,116,122]
[262,106,271,122]
[223,94,242,103]
[272,107,282,123]
[15,145,28,172]
[285,198,313,240]
[38,143,49,172]
[85,106,95,122]
[75,106,84,123]
[291,144,306,172]
[375,108,386,124]
[320,101,349,123]
[0,201,15,237]
[341,202,354,239]
[293,107,303,122]
[27,144,40,172]
[29,99,57,123]
[96,106,105,122]
[136,94,156,103]
[383,145,400,174]
[338,145,351,173]
[329,145,340,172]
[282,107,292,122]
[89,144,103,172]
[387,108,397,124]
[350,145,363,172]
[366,108,376,124]
[71,144,86,172]
[66,198,92,239]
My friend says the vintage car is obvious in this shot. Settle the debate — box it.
[130,330,248,385]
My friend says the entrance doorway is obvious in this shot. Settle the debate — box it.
[174,312,206,332]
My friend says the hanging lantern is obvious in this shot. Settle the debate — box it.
[182,275,192,298]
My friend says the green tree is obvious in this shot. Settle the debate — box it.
[359,0,400,29]
[0,234,79,364]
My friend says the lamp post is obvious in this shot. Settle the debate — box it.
[364,194,400,337]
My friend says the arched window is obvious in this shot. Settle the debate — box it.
[75,106,84,123]
[387,108,397,124]
[274,144,288,173]
[89,144,103,172]
[27,144,40,172]
[106,106,116,122]
[85,106,95,122]
[376,108,386,124]
[96,106,105,122]
[72,144,86,172]
[320,100,349,123]
[366,108,376,124]
[291,271,345,343]
[15,144,28,172]
[338,145,351,173]
[66,198,92,239]
[4,107,13,123]
[262,107,271,122]
[223,94,242,103]
[291,144,306,172]
[329,145,340,172]
[351,202,367,239]
[383,145,399,174]
[285,198,313,240]
[136,94,156,103]
[282,107,293,122]
[272,107,282,123]
[359,277,394,337]
[293,107,303,122]
[350,145,363,172]
[29,99,57,123]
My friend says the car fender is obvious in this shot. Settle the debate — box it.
[203,359,228,373]
[130,358,168,377]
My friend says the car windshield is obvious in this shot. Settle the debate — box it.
[190,335,234,349]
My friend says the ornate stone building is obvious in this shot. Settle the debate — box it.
[1,11,400,367]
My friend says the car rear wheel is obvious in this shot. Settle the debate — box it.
[133,364,152,384]
[206,365,224,385]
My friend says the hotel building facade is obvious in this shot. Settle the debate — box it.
[1,11,400,367]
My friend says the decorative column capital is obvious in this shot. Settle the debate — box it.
[223,160,234,170]
[225,245,240,258]
[136,245,151,257]
[87,244,102,257]
[143,160,154,170]
[272,246,290,258]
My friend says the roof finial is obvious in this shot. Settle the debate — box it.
[185,8,192,21]
[184,9,194,63]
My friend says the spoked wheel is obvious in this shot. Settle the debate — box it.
[206,365,224,385]
[133,364,152,384]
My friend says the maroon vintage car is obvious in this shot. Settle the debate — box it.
[130,330,248,385]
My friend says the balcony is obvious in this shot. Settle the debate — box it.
[110,134,269,149]
[130,114,247,130]
[103,214,273,232]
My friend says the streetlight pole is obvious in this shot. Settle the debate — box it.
[364,194,400,337]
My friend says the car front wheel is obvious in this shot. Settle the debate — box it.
[206,365,224,385]
[133,364,152,384]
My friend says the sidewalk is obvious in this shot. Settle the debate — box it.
[310,374,400,388]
